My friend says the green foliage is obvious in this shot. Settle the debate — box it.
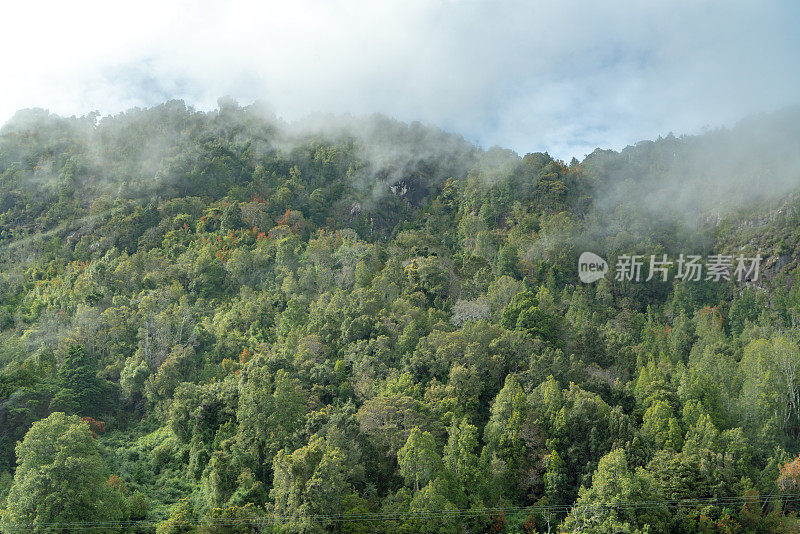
[562,448,669,533]
[1,412,127,531]
[500,290,560,345]
[51,344,115,416]
[270,436,350,533]
[0,103,798,532]
[398,428,442,492]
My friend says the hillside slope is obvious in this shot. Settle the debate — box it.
[1,102,800,532]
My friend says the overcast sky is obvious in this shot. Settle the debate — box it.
[2,0,799,160]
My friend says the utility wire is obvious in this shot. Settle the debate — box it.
[0,493,797,530]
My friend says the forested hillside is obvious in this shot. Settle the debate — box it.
[1,100,800,533]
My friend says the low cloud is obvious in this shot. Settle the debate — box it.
[2,1,799,159]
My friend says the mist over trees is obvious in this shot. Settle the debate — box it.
[1,100,800,532]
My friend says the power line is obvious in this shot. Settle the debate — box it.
[0,493,797,530]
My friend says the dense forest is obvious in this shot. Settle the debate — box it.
[1,99,800,532]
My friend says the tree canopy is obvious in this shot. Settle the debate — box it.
[0,102,800,532]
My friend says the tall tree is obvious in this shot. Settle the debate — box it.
[398,428,442,492]
[2,412,126,531]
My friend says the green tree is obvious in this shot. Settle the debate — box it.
[398,427,442,492]
[442,418,482,491]
[500,290,559,345]
[2,412,126,532]
[560,448,669,533]
[51,345,111,416]
[641,399,683,451]
[739,337,800,445]
[270,436,350,533]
